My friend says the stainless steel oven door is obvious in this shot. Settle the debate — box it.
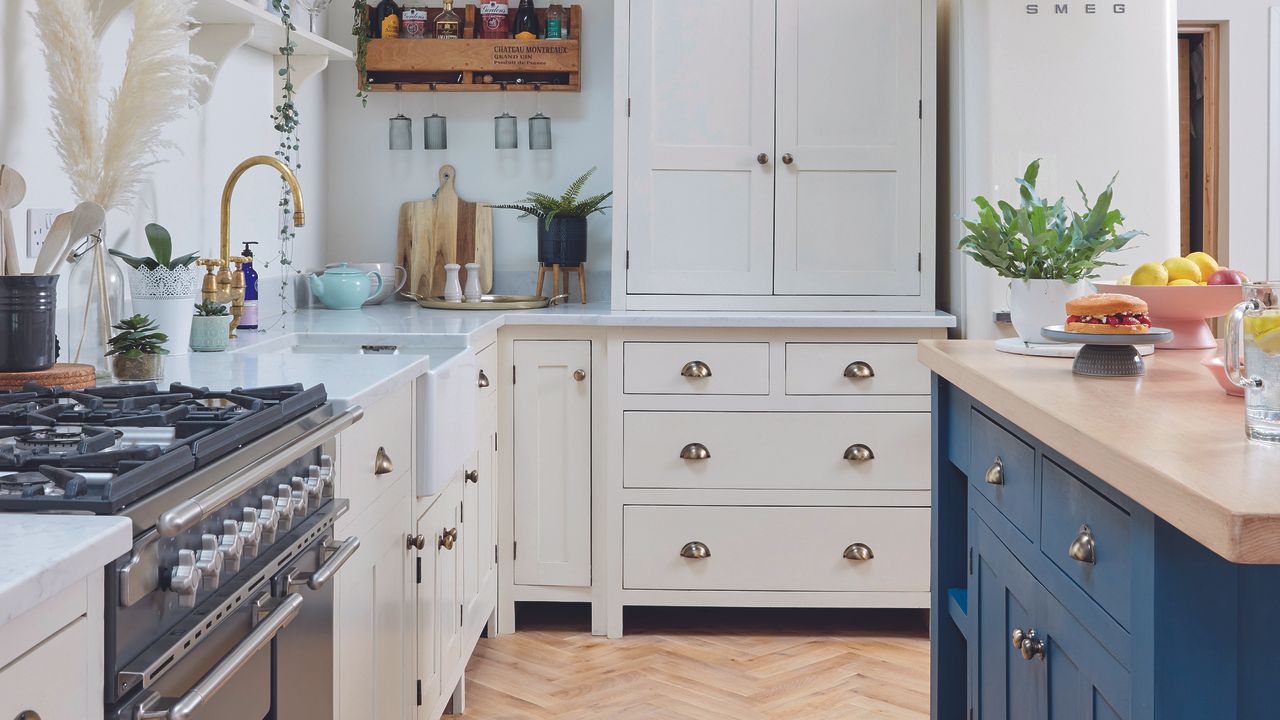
[272,528,360,720]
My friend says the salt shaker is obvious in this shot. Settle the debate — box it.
[464,263,483,302]
[443,263,463,302]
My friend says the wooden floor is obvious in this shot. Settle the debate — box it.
[448,604,931,719]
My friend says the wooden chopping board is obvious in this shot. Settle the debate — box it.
[0,363,96,391]
[396,165,494,299]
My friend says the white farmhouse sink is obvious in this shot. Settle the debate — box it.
[232,333,476,496]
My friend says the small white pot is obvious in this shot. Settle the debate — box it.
[128,266,199,356]
[1009,279,1094,342]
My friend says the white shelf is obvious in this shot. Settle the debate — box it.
[189,0,354,61]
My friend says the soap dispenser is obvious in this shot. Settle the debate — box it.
[240,242,260,330]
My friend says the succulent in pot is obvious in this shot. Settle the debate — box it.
[189,300,232,352]
[490,167,612,267]
[957,159,1145,341]
[107,314,169,382]
[112,223,201,355]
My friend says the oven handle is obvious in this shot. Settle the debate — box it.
[157,405,363,538]
[288,535,360,592]
[135,593,304,720]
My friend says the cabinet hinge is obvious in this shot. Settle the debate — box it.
[513,541,518,560]
[512,364,516,384]
[967,708,973,720]
[625,250,630,270]
[460,603,464,627]
[417,679,423,706]
[416,556,422,584]
[461,502,464,524]
[626,97,631,117]
[918,252,922,272]
[918,99,922,119]
[495,544,499,564]
[493,432,498,451]
[968,547,974,576]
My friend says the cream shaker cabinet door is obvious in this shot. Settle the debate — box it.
[0,616,95,720]
[512,340,592,587]
[773,0,923,296]
[626,0,776,295]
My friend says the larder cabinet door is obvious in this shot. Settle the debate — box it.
[513,340,592,587]
[1041,593,1131,720]
[773,0,923,296]
[626,0,776,295]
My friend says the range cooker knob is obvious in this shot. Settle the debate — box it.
[238,507,262,558]
[218,519,244,574]
[257,495,281,544]
[274,485,295,532]
[291,476,319,512]
[299,471,326,502]
[195,533,223,591]
[291,488,308,518]
[167,548,202,608]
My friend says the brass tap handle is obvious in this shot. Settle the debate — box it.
[197,258,226,270]
[843,543,874,561]
[1068,525,1096,564]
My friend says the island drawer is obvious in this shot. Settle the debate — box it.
[338,389,414,522]
[623,505,930,591]
[784,343,930,396]
[622,411,930,490]
[1040,458,1133,629]
[969,409,1037,542]
[623,342,769,396]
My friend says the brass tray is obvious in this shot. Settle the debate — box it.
[403,293,567,311]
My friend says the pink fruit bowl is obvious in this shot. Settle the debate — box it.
[1201,356,1245,397]
[1093,283,1245,349]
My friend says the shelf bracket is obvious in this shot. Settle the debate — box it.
[190,24,255,105]
[275,54,330,99]
[94,0,134,39]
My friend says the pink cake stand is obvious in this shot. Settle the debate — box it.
[1093,283,1245,349]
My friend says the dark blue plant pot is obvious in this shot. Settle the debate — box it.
[536,217,588,267]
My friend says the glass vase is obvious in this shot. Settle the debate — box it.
[66,231,127,380]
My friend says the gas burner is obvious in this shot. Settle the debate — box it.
[14,427,123,454]
[0,466,90,498]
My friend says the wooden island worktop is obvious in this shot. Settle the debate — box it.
[919,339,1279,564]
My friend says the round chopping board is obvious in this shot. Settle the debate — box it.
[0,363,97,391]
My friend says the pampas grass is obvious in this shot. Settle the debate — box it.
[35,0,207,211]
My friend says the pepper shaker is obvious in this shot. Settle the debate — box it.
[464,263,482,302]
[443,263,463,302]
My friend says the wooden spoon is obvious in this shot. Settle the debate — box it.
[45,201,105,277]
[33,211,73,276]
[0,165,28,275]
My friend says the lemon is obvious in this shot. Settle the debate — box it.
[1116,274,1132,285]
[1163,257,1203,284]
[1131,261,1170,286]
[1245,310,1280,340]
[1256,327,1280,356]
[1169,278,1199,286]
[1186,251,1220,279]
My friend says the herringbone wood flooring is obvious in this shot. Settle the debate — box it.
[449,604,930,720]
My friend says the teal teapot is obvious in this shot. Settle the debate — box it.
[308,264,384,310]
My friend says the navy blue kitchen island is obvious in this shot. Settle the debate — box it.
[923,340,1280,720]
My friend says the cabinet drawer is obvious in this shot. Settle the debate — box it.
[623,411,929,490]
[338,389,414,521]
[623,342,769,395]
[785,343,929,395]
[1040,459,1133,629]
[475,342,496,400]
[623,505,929,591]
[969,409,1037,542]
[0,616,93,720]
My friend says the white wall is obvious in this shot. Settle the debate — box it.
[0,1,328,332]
[321,1,614,290]
[1178,0,1277,280]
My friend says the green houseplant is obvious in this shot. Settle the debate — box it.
[111,223,201,355]
[107,313,169,382]
[490,167,612,267]
[189,300,232,353]
[957,159,1144,340]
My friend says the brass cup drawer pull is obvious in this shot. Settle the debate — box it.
[477,370,490,388]
[984,457,1004,485]
[843,444,875,462]
[679,443,711,461]
[1012,627,1045,661]
[843,361,875,379]
[439,527,458,551]
[466,469,479,483]
[843,543,874,561]
[407,533,426,550]
[680,541,711,559]
[1068,524,1096,564]
[680,360,712,378]
[374,446,394,476]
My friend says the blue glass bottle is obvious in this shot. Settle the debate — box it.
[240,242,259,330]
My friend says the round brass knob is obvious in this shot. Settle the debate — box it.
[1068,525,1096,564]
[1011,628,1025,649]
[843,543,874,561]
[477,370,490,388]
[680,360,712,378]
[1014,628,1045,660]
[407,534,426,550]
[466,469,479,484]
[16,712,42,720]
[781,153,794,165]
[374,446,394,476]
[439,527,458,551]
[843,444,875,462]
[679,443,711,460]
[756,153,770,165]
[680,541,711,559]
[844,361,875,379]
[984,457,1004,486]
[574,369,587,382]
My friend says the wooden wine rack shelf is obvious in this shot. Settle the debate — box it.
[361,4,581,92]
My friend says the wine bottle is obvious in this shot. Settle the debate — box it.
[512,0,540,40]
[372,0,402,39]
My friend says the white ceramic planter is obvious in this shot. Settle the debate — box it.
[128,266,199,356]
[1009,279,1094,342]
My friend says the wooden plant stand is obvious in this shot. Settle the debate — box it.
[536,263,586,304]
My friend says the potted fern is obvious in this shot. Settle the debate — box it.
[491,168,612,267]
[190,300,232,352]
[110,223,201,355]
[107,314,169,383]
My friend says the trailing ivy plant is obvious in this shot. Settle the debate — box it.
[352,0,371,106]
[956,159,1144,283]
[269,0,302,328]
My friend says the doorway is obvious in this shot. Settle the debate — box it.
[1177,22,1222,259]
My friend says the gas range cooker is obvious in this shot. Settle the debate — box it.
[0,381,326,514]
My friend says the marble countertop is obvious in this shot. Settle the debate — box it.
[919,339,1280,564]
[0,515,132,626]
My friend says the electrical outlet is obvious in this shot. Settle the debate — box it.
[26,208,62,258]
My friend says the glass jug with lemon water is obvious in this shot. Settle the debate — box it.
[1226,283,1280,442]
